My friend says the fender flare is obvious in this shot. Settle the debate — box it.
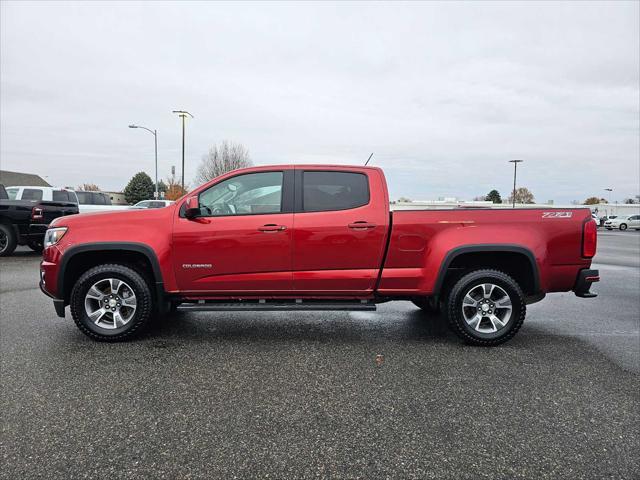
[432,244,540,296]
[57,242,165,302]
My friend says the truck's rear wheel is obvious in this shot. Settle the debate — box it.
[70,264,153,341]
[444,269,525,346]
[0,224,17,257]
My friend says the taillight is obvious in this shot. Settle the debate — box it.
[31,207,44,221]
[582,219,597,258]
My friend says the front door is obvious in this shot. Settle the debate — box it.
[172,170,294,294]
[292,168,389,294]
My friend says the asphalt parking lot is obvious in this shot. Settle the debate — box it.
[1,231,639,479]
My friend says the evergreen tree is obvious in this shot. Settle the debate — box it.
[123,172,154,204]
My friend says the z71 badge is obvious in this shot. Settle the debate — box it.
[542,212,573,218]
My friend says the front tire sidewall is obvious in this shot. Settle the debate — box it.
[70,264,152,341]
[447,270,525,346]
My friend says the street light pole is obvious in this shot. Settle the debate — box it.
[172,110,193,191]
[129,124,158,198]
[508,159,524,208]
[604,188,613,216]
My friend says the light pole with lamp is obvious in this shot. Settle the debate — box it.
[172,110,193,191]
[128,124,158,198]
[508,159,524,208]
[604,188,613,216]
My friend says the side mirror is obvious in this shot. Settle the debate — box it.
[184,196,200,219]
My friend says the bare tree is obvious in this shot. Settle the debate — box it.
[77,183,100,191]
[195,140,252,184]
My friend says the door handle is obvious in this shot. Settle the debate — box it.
[258,224,286,232]
[348,221,376,230]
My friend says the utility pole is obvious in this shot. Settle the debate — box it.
[172,110,193,191]
[128,124,158,198]
[508,159,524,208]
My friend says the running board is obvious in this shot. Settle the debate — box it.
[176,300,377,312]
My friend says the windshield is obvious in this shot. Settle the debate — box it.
[6,188,18,200]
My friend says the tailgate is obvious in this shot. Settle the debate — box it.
[37,201,79,225]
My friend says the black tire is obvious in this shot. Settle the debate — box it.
[619,223,628,231]
[444,269,525,346]
[0,223,17,257]
[70,264,153,342]
[411,297,440,313]
[27,239,44,253]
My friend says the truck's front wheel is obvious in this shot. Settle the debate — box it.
[444,269,525,346]
[70,264,153,341]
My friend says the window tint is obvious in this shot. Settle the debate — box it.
[93,193,106,205]
[6,188,18,200]
[76,192,91,204]
[198,171,283,216]
[22,189,43,201]
[302,171,369,212]
[150,201,165,208]
[52,190,69,202]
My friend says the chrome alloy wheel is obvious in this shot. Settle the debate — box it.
[461,283,512,334]
[84,278,137,329]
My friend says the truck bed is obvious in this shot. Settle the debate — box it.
[379,207,593,295]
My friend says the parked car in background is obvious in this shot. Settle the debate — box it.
[74,191,130,214]
[604,215,640,231]
[129,200,174,209]
[0,184,78,256]
[6,186,78,203]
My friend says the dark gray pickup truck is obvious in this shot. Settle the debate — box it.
[0,184,78,256]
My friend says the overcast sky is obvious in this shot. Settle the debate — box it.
[1,1,638,203]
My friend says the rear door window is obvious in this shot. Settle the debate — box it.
[302,171,369,212]
[22,189,43,201]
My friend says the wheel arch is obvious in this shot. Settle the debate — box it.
[433,245,540,298]
[58,242,164,304]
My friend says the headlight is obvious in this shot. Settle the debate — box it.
[44,227,68,248]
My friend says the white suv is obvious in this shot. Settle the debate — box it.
[604,215,640,231]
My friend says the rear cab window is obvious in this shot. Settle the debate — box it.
[52,190,70,202]
[302,171,369,212]
[22,189,43,201]
[76,192,91,204]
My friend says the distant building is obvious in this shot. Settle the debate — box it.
[104,191,128,205]
[0,170,50,187]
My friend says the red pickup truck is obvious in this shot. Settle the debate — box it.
[40,165,599,345]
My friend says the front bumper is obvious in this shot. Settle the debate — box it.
[574,269,599,298]
[39,281,66,317]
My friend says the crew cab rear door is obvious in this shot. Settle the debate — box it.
[172,169,295,293]
[292,167,389,293]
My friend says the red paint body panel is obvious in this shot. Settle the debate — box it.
[292,166,389,294]
[379,209,593,295]
[40,164,595,305]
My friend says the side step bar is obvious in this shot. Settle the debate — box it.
[176,300,377,312]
